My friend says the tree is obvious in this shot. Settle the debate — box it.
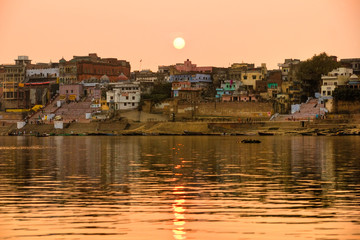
[333,88,360,101]
[141,82,172,110]
[296,52,340,99]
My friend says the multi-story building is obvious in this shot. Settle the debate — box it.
[212,67,228,87]
[340,58,360,75]
[174,59,213,73]
[132,70,158,83]
[240,64,267,90]
[21,62,60,107]
[59,53,130,84]
[59,58,77,84]
[278,59,302,104]
[0,56,31,110]
[59,84,84,101]
[216,80,242,101]
[171,81,202,102]
[26,63,59,81]
[321,67,353,98]
[106,82,140,110]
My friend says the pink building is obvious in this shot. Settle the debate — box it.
[59,84,84,101]
[175,59,213,73]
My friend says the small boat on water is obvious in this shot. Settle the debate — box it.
[241,139,261,143]
[35,133,50,137]
[258,132,274,136]
[316,132,327,136]
[183,131,204,135]
[301,132,314,136]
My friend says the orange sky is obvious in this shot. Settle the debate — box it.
[0,0,359,71]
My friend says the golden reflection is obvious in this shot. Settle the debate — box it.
[172,185,187,240]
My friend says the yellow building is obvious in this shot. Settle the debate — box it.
[241,63,267,90]
[0,56,31,110]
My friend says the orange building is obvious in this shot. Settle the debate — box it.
[59,53,130,84]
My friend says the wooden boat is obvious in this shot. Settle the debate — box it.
[35,133,50,137]
[301,132,314,136]
[183,131,204,135]
[241,139,261,143]
[258,132,274,136]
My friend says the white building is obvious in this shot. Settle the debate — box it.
[26,67,59,78]
[106,82,140,110]
[321,67,353,98]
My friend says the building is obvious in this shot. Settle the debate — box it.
[59,59,77,84]
[169,74,193,82]
[59,53,130,84]
[227,63,267,90]
[22,63,60,108]
[174,59,213,73]
[340,58,360,75]
[321,67,353,98]
[59,84,84,101]
[278,59,302,104]
[278,59,300,81]
[212,67,228,87]
[172,81,191,97]
[241,66,266,90]
[216,80,242,101]
[0,56,31,110]
[106,82,140,110]
[26,63,59,80]
[132,70,158,83]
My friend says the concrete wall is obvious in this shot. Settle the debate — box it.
[149,100,273,119]
[335,100,360,113]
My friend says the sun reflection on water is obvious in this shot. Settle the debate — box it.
[172,187,187,240]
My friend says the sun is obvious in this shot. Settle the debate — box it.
[173,37,185,50]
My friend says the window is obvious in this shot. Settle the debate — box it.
[252,75,256,80]
[126,96,129,100]
[124,103,127,106]
[132,96,135,100]
[66,90,68,93]
[132,103,135,106]
[243,76,247,80]
[323,91,326,95]
[327,91,331,95]
[71,90,73,93]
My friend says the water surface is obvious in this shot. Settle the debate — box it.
[0,136,359,239]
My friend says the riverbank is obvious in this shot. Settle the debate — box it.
[2,119,360,136]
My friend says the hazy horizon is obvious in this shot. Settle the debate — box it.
[0,0,359,71]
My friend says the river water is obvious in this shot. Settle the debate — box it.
[0,136,359,240]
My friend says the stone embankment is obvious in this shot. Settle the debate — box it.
[2,119,360,136]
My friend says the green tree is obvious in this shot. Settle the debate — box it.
[333,88,360,101]
[296,52,340,99]
[141,82,172,108]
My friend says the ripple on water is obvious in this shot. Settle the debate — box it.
[0,136,360,239]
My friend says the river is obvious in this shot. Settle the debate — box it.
[0,136,359,239]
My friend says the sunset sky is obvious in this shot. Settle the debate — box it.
[0,0,359,71]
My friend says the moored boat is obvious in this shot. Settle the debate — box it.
[258,132,274,136]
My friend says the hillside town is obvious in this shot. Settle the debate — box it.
[0,53,360,136]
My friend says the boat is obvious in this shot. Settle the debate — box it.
[241,139,261,143]
[183,131,204,135]
[35,133,50,137]
[301,132,314,136]
[258,132,274,136]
